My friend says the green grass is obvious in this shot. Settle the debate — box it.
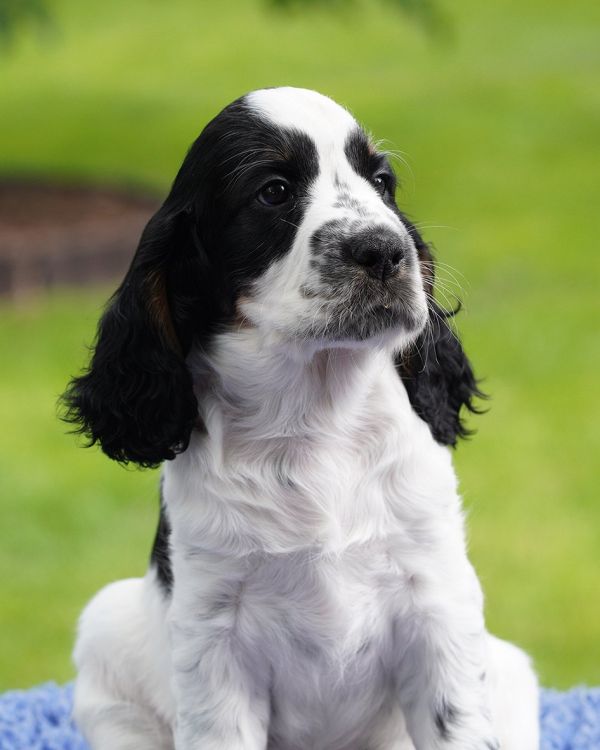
[1,0,599,689]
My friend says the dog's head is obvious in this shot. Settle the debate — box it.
[62,87,481,467]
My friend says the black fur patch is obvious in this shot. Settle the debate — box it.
[396,301,484,446]
[344,127,397,202]
[150,479,173,594]
[61,98,318,467]
[60,209,200,468]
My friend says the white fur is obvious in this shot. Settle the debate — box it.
[243,88,427,349]
[247,87,356,135]
[73,88,539,750]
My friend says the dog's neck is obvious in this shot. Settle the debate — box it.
[173,329,437,555]
[191,329,395,442]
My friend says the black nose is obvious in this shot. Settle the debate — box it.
[346,231,406,282]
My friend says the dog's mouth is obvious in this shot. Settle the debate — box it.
[233,262,428,347]
[299,232,428,341]
[299,281,428,343]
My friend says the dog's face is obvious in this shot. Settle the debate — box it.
[63,87,480,467]
[189,88,427,348]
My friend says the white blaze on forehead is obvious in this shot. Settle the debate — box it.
[246,87,357,145]
[247,86,405,237]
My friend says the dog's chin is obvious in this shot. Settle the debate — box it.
[236,286,428,357]
[292,296,428,355]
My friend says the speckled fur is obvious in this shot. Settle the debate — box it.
[70,88,539,750]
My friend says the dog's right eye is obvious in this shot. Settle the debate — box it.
[257,180,291,207]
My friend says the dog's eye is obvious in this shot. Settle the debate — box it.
[257,180,291,207]
[371,174,390,196]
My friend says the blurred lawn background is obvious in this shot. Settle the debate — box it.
[1,0,599,690]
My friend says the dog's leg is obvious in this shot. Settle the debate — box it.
[398,631,499,749]
[368,702,416,750]
[169,554,270,750]
[73,576,175,750]
[170,633,269,750]
[74,673,173,750]
[487,635,539,750]
[374,636,539,750]
[393,564,501,750]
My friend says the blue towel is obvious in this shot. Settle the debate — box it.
[1,682,600,749]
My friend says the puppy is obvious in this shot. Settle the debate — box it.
[64,87,539,750]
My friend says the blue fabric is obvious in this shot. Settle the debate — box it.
[0,684,85,750]
[1,682,600,749]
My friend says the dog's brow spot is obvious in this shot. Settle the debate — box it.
[333,192,352,206]
[334,178,351,191]
[333,193,366,215]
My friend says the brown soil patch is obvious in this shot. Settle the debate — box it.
[0,180,160,298]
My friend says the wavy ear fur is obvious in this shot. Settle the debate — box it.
[396,216,484,446]
[61,204,204,468]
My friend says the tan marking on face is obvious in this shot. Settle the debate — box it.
[145,270,183,354]
[234,296,255,330]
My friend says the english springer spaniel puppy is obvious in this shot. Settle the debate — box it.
[64,87,539,750]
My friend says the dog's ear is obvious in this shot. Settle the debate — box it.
[396,216,484,446]
[61,201,207,468]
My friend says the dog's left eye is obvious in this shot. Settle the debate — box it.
[257,180,292,207]
[371,174,390,196]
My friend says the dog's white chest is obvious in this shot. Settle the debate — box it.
[164,365,464,748]
[235,543,407,749]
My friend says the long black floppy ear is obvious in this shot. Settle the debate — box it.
[61,202,206,468]
[395,217,484,447]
